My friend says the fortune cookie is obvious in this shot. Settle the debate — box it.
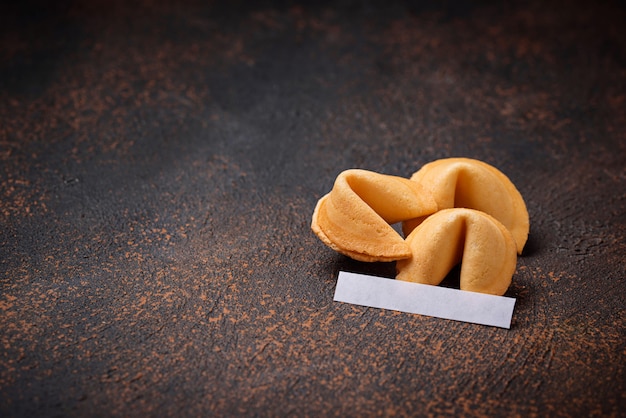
[403,158,529,254]
[396,208,517,295]
[311,169,438,262]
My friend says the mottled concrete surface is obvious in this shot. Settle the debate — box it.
[1,0,624,416]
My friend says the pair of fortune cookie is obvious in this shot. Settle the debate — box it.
[311,158,529,295]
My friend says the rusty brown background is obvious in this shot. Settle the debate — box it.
[1,0,624,416]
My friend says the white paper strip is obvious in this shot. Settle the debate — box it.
[334,271,516,328]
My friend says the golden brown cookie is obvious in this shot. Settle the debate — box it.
[404,158,529,254]
[311,169,438,262]
[396,208,517,295]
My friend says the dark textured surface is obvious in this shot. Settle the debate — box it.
[1,0,625,416]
